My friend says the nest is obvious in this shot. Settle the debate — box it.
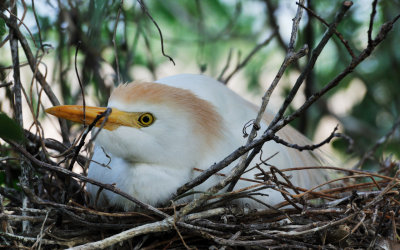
[1,150,399,249]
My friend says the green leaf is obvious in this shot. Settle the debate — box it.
[0,113,24,142]
[0,18,6,38]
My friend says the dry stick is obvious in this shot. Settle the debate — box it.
[113,0,124,84]
[5,7,37,48]
[217,48,233,81]
[0,12,70,144]
[230,0,339,192]
[227,0,309,192]
[0,231,69,247]
[255,166,396,185]
[297,1,356,58]
[277,171,400,238]
[9,2,31,234]
[272,125,340,151]
[21,186,157,221]
[253,229,318,249]
[67,108,111,172]
[137,0,175,65]
[24,130,88,166]
[69,207,227,250]
[7,140,168,219]
[178,2,398,217]
[0,213,51,223]
[264,0,288,54]
[0,0,27,48]
[279,14,400,136]
[74,41,86,127]
[0,82,13,88]
[368,0,379,44]
[31,0,43,49]
[353,118,400,170]
[199,231,276,248]
[222,32,276,84]
[223,0,308,194]
[268,1,353,131]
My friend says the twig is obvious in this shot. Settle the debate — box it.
[272,125,340,151]
[280,14,400,141]
[368,0,379,44]
[217,48,233,81]
[67,106,111,172]
[113,0,123,84]
[9,2,31,233]
[222,33,276,84]
[0,82,12,88]
[74,41,86,126]
[268,1,353,130]
[6,140,168,218]
[353,118,400,169]
[227,0,308,192]
[297,1,356,58]
[253,230,319,249]
[0,213,51,223]
[31,0,43,49]
[0,11,70,144]
[278,171,400,238]
[137,0,175,65]
[0,231,69,247]
[69,207,228,250]
[199,231,276,248]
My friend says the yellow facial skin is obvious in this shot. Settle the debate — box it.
[45,105,155,131]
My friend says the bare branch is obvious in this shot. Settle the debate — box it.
[137,0,175,65]
[222,33,276,84]
[297,1,356,58]
[6,140,168,219]
[0,11,70,144]
[272,125,340,151]
[113,0,123,84]
[353,118,400,169]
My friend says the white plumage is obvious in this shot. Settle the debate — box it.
[47,74,327,210]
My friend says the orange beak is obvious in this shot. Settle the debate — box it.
[45,105,142,131]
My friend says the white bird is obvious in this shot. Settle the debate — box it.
[46,74,327,210]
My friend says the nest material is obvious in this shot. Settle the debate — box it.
[1,162,399,249]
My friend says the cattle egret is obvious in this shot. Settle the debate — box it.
[46,74,327,210]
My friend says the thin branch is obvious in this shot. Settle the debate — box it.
[268,1,353,130]
[297,1,356,58]
[113,0,123,84]
[68,108,112,171]
[0,11,70,144]
[0,82,13,88]
[222,33,276,84]
[6,140,168,219]
[137,0,175,65]
[272,125,340,151]
[353,118,400,169]
[74,41,86,126]
[280,14,400,136]
[31,0,43,49]
[0,231,69,247]
[217,48,233,81]
[368,0,379,43]
[226,1,310,191]
[69,207,228,250]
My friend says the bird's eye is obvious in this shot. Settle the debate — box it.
[138,113,155,127]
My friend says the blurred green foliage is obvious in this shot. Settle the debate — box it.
[0,0,399,173]
[0,113,24,142]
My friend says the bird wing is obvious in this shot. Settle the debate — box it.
[157,74,330,193]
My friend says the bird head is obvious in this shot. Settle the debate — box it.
[46,82,225,168]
